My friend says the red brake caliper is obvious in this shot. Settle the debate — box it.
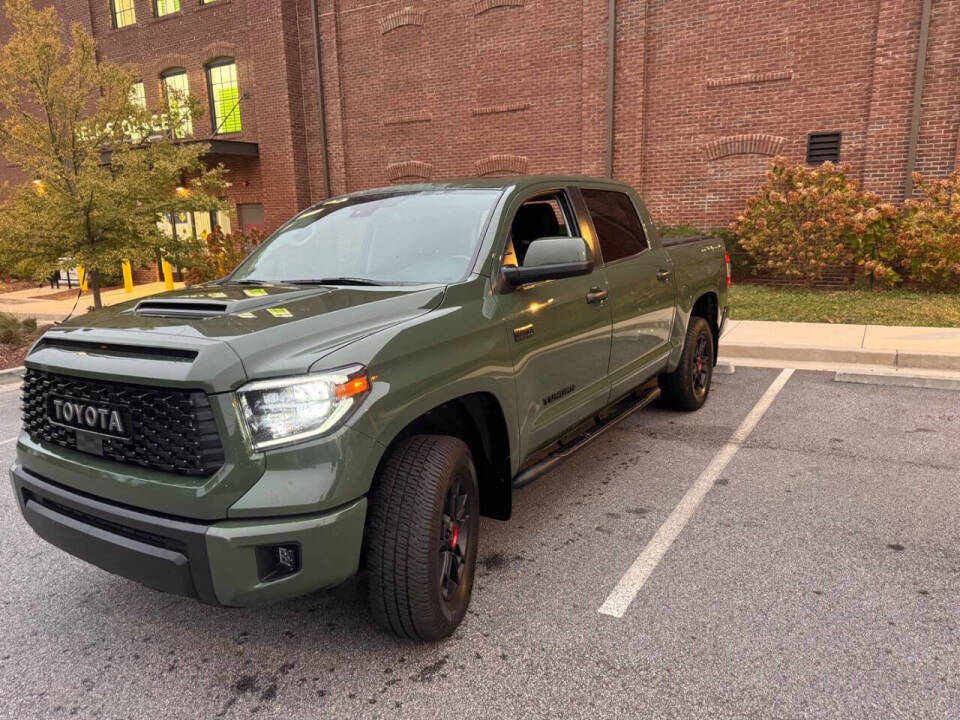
[450,525,459,550]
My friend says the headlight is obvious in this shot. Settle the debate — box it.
[236,365,370,451]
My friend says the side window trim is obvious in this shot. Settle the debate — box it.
[568,186,604,266]
[579,186,651,267]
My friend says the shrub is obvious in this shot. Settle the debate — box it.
[0,312,37,346]
[184,229,265,286]
[894,170,960,290]
[657,224,703,238]
[732,157,898,287]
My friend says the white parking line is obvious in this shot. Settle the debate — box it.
[598,368,795,618]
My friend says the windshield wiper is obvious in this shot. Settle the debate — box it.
[281,277,386,286]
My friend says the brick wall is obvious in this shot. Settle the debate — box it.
[1,0,957,234]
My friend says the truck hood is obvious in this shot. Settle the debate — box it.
[29,283,445,392]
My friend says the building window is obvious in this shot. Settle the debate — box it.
[158,210,232,243]
[129,80,147,110]
[206,59,242,135]
[154,0,180,17]
[111,0,136,28]
[806,132,842,165]
[161,69,192,138]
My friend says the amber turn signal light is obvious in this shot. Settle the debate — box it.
[335,374,370,400]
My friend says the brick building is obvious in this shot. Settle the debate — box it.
[2,0,958,234]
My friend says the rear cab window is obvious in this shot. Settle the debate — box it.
[581,189,649,264]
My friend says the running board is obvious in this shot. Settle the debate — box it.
[512,385,661,489]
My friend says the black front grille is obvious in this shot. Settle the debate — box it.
[22,369,225,477]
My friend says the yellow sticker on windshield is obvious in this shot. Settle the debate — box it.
[243,288,268,297]
[267,307,293,318]
[207,292,227,298]
[236,312,256,319]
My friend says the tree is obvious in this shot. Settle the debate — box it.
[0,0,226,308]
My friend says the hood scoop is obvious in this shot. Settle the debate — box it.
[135,299,229,318]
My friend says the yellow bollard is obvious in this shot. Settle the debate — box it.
[77,265,88,291]
[161,258,174,291]
[122,260,134,293]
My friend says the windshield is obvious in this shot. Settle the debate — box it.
[229,189,502,285]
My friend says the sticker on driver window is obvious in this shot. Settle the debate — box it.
[236,312,256,319]
[243,288,268,297]
[207,292,228,298]
[267,307,293,318]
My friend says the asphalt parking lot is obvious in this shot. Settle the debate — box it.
[1,366,958,719]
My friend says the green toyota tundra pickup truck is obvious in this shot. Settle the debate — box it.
[11,176,729,640]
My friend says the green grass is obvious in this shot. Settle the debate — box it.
[729,285,960,327]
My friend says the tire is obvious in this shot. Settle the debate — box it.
[658,316,715,411]
[364,434,480,641]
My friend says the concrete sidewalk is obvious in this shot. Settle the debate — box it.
[721,319,960,373]
[0,281,184,321]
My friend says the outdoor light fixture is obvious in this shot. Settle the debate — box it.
[175,185,191,198]
[32,178,46,196]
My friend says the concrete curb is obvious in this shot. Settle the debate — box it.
[0,366,25,385]
[835,369,960,391]
[720,342,960,372]
[714,359,736,375]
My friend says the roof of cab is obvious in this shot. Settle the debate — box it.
[333,175,630,197]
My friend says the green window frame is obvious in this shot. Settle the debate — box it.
[206,59,242,135]
[161,68,192,138]
[110,0,136,28]
[154,0,181,17]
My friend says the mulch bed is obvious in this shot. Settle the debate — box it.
[0,341,31,371]
[0,281,39,295]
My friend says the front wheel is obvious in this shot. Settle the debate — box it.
[364,435,480,641]
[658,316,715,411]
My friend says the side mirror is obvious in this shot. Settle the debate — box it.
[500,236,593,289]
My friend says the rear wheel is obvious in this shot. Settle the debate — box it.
[364,435,480,641]
[659,316,715,411]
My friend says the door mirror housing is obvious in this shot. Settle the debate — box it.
[500,236,593,289]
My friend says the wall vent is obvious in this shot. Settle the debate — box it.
[806,133,841,164]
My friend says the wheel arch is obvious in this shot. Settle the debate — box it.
[690,291,720,363]
[376,392,513,520]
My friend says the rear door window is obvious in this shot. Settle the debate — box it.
[581,189,649,263]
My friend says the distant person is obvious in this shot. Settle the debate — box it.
[49,270,60,289]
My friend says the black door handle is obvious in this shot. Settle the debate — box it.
[656,269,672,281]
[586,287,608,304]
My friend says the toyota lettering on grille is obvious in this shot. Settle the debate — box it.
[46,394,132,439]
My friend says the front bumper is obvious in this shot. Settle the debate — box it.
[10,464,366,607]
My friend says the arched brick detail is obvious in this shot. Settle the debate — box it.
[703,134,785,161]
[474,0,525,15]
[380,7,426,34]
[201,41,239,65]
[155,54,192,74]
[386,160,433,181]
[474,154,528,176]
